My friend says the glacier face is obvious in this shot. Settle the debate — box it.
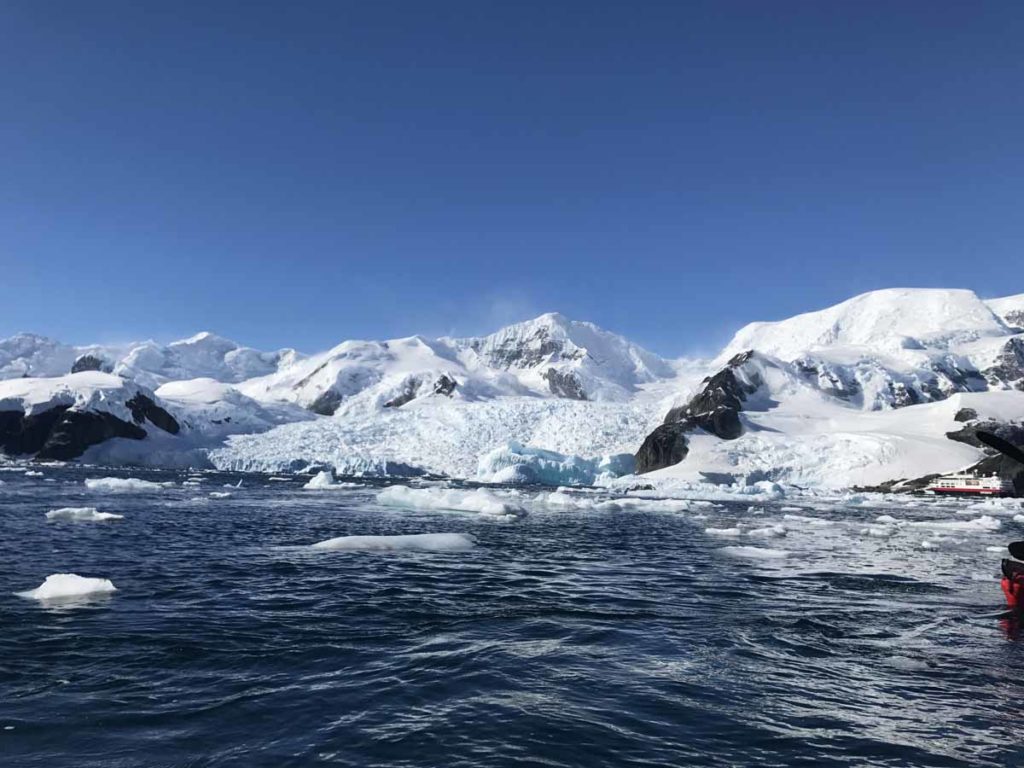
[1,288,1023,489]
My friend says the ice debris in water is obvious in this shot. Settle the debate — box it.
[16,574,117,601]
[747,524,787,538]
[705,527,742,536]
[860,526,896,538]
[303,470,361,490]
[45,507,123,522]
[85,477,171,492]
[909,515,1001,532]
[377,485,525,517]
[475,441,634,486]
[311,533,475,552]
[718,546,790,559]
[209,491,232,499]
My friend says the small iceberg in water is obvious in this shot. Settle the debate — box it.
[46,507,123,522]
[311,533,475,552]
[16,573,118,601]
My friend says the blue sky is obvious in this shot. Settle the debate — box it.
[2,2,1022,357]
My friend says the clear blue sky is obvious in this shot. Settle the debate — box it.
[2,2,1022,357]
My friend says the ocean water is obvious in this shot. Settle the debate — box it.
[2,465,1023,767]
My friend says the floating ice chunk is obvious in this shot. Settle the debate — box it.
[209,491,232,499]
[45,507,123,522]
[311,532,475,552]
[875,515,898,524]
[85,477,171,493]
[303,470,361,490]
[910,515,1001,532]
[16,574,117,601]
[920,540,938,550]
[378,485,525,517]
[268,477,291,482]
[24,470,43,477]
[782,514,832,526]
[719,546,789,559]
[1015,514,1024,523]
[860,526,895,538]
[706,527,741,536]
[986,546,1005,553]
[476,441,634,486]
[748,524,787,538]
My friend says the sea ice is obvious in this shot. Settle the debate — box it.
[719,546,790,559]
[747,524,787,538]
[45,507,123,522]
[311,532,475,552]
[303,470,361,490]
[705,527,742,536]
[377,485,525,517]
[16,573,117,600]
[85,477,171,492]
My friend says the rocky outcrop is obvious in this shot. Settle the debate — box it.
[0,391,179,461]
[634,351,760,473]
[384,374,459,408]
[541,368,586,400]
[125,394,179,434]
[71,354,111,374]
[984,338,1024,391]
[308,389,343,416]
[0,407,147,460]
[634,422,689,474]
[945,420,1024,450]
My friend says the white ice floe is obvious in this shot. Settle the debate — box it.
[705,527,742,536]
[875,515,898,524]
[303,470,361,490]
[24,470,43,477]
[311,532,475,552]
[209,491,232,499]
[909,515,1001,532]
[45,507,123,522]
[747,524,787,538]
[16,573,117,600]
[718,546,790,559]
[85,477,171,492]
[782,513,833,526]
[377,485,525,517]
[986,546,1005,553]
[860,526,896,538]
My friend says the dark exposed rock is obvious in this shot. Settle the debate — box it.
[635,351,760,473]
[541,368,586,400]
[887,381,921,408]
[953,408,978,423]
[0,406,146,461]
[125,394,179,434]
[1005,310,1024,330]
[71,354,111,374]
[983,337,1024,391]
[432,374,458,397]
[384,374,459,408]
[468,327,586,369]
[946,420,1024,450]
[308,389,343,416]
[635,422,689,474]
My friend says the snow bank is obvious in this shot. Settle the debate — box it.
[303,470,362,490]
[377,485,525,517]
[45,507,123,522]
[476,441,634,485]
[85,477,172,492]
[16,574,117,600]
[311,532,475,552]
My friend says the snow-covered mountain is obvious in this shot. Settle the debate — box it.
[0,331,300,389]
[2,290,1023,491]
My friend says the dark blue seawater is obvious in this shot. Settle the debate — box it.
[2,465,1023,767]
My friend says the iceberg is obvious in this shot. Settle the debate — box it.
[311,532,475,552]
[45,507,123,522]
[476,441,635,486]
[17,573,117,601]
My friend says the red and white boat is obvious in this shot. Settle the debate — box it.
[925,472,1014,497]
